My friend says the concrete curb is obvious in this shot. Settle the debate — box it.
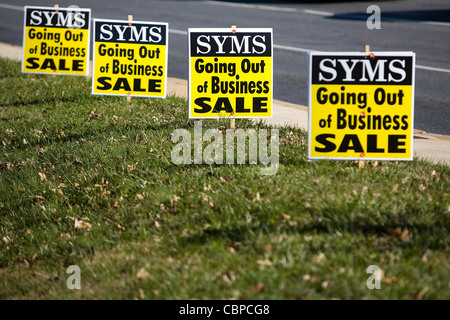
[1,42,448,166]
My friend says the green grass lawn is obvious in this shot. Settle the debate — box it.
[0,57,449,300]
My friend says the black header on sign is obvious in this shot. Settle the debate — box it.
[311,55,413,85]
[25,7,90,29]
[190,32,272,57]
[94,21,167,45]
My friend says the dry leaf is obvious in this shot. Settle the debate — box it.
[221,271,236,285]
[136,268,149,280]
[399,228,409,242]
[321,280,329,289]
[209,201,215,208]
[201,192,209,202]
[139,288,145,300]
[421,249,432,263]
[257,259,272,266]
[170,194,180,206]
[136,193,144,200]
[392,184,399,192]
[382,276,395,284]
[416,286,429,300]
[51,188,64,195]
[314,252,325,263]
[155,221,161,229]
[302,274,311,281]
[419,184,426,191]
[388,227,409,242]
[74,218,91,231]
[282,214,291,222]
[38,172,47,181]
[256,282,264,291]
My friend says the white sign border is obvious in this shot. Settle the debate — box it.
[91,18,169,99]
[188,27,274,119]
[307,51,416,161]
[21,5,92,77]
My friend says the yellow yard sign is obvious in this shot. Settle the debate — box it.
[189,28,273,118]
[92,19,168,98]
[308,52,415,160]
[22,6,91,75]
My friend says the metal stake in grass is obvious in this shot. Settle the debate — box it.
[230,25,237,130]
[358,44,372,169]
[127,15,133,103]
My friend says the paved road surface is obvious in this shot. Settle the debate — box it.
[0,0,449,134]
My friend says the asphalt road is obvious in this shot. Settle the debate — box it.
[1,0,449,134]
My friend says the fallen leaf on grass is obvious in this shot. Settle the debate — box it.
[387,227,409,242]
[382,276,395,284]
[257,259,272,266]
[170,194,180,206]
[220,271,237,285]
[392,184,399,192]
[358,160,365,169]
[136,193,144,200]
[416,286,429,300]
[139,288,145,299]
[136,268,149,280]
[421,249,432,263]
[314,252,325,263]
[74,218,91,231]
[38,172,47,181]
[201,192,209,202]
[51,188,64,195]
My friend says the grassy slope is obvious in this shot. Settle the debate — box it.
[0,58,449,299]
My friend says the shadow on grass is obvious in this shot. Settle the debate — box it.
[179,215,448,250]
